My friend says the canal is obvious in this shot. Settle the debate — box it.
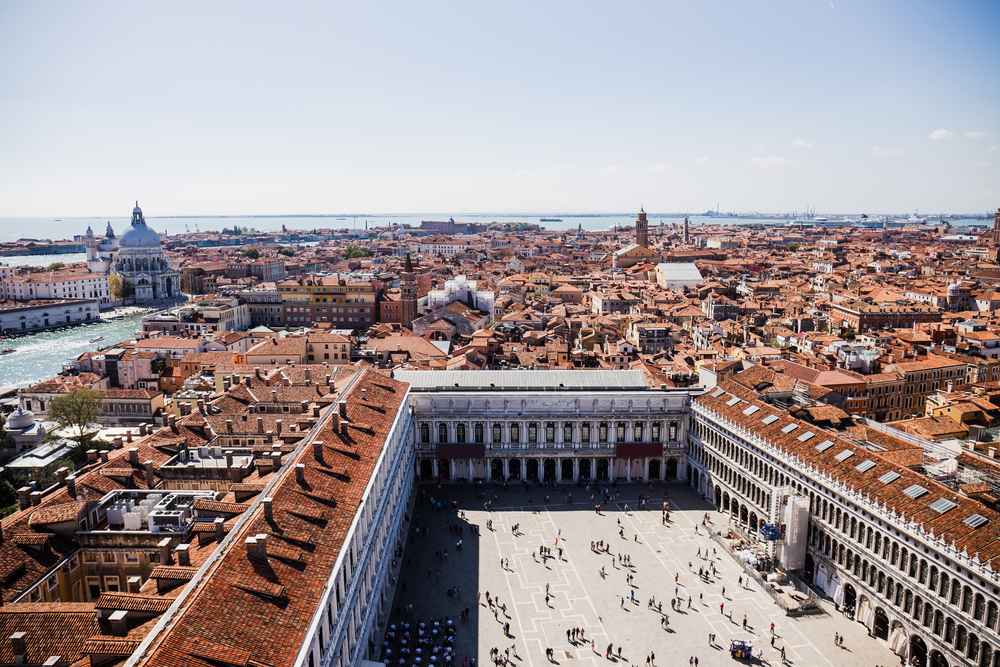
[0,314,145,388]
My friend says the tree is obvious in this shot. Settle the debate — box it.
[47,262,65,271]
[243,247,260,260]
[48,388,101,443]
[109,273,133,301]
[277,246,295,257]
[343,245,372,259]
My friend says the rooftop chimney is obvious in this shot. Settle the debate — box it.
[42,657,64,667]
[295,463,306,485]
[275,419,283,435]
[173,543,191,567]
[10,632,27,665]
[312,441,324,463]
[158,537,173,565]
[337,400,348,419]
[55,467,70,486]
[108,610,129,636]
[66,475,77,498]
[29,491,42,507]
[128,448,139,466]
[86,449,98,463]
[214,516,225,540]
[270,450,282,469]
[143,460,155,488]
[126,576,141,593]
[262,497,273,522]
[304,369,312,383]
[257,416,264,434]
[226,419,234,433]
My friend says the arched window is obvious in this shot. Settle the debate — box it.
[474,423,484,444]
[456,423,466,444]
[528,423,537,443]
[511,423,520,444]
[545,422,555,443]
[420,423,430,444]
[438,423,448,444]
[492,423,501,444]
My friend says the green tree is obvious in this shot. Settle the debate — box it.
[109,273,134,301]
[48,388,101,444]
[343,245,372,259]
[243,247,260,260]
[277,246,295,257]
[47,262,65,271]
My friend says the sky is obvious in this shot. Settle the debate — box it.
[1,0,998,218]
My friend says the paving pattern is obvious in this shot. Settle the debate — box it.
[389,483,899,666]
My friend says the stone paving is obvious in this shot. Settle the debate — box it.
[389,483,899,667]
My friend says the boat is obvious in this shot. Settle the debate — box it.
[90,336,104,343]
[1,348,14,355]
[539,218,563,223]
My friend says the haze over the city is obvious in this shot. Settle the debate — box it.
[1,0,998,217]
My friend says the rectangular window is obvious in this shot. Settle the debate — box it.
[599,423,608,443]
[581,423,591,444]
[103,576,120,592]
[652,423,661,441]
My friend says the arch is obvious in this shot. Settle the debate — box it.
[722,490,730,510]
[508,458,522,481]
[873,607,889,640]
[649,459,662,481]
[928,650,948,667]
[560,458,573,482]
[526,459,539,482]
[543,459,556,483]
[803,553,815,582]
[665,458,678,480]
[579,458,592,481]
[490,459,503,482]
[437,458,450,481]
[714,486,722,509]
[842,583,857,616]
[909,634,928,667]
[596,458,609,482]
[739,504,748,525]
[749,512,758,532]
[419,459,433,481]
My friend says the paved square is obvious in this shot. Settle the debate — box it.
[389,484,898,666]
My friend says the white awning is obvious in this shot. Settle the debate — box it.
[833,581,845,606]
[889,626,907,655]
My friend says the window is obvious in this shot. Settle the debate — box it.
[780,423,798,434]
[438,423,448,444]
[474,423,484,444]
[797,431,815,442]
[102,551,116,564]
[725,396,741,407]
[633,422,644,441]
[492,423,502,444]
[963,513,988,529]
[511,423,520,444]
[103,576,120,592]
[563,422,573,442]
[928,498,957,514]
[86,577,101,600]
[834,449,854,462]
[652,423,661,441]
[742,405,759,416]
[545,423,555,443]
[855,459,876,473]
[456,423,466,444]
[761,414,779,425]
[815,440,834,453]
[581,423,591,444]
[879,471,901,484]
[669,422,677,440]
[124,552,139,564]
[420,424,430,444]
[599,423,608,443]
[528,423,538,444]
[616,422,626,441]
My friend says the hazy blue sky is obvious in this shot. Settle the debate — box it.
[1,1,997,217]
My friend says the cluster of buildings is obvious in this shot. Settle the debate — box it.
[1,207,1000,666]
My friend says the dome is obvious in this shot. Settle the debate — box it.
[6,406,35,430]
[120,221,162,248]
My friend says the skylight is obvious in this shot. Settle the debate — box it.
[780,423,798,434]
[742,405,760,416]
[761,415,779,425]
[879,471,901,484]
[963,514,989,529]
[815,440,834,453]
[855,460,876,473]
[929,498,957,514]
[711,387,726,398]
[834,449,854,462]
[903,484,928,499]
[725,396,741,406]
[797,431,815,442]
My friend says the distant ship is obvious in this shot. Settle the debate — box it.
[539,217,563,223]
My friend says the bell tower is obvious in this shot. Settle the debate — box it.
[400,254,418,329]
[636,208,649,248]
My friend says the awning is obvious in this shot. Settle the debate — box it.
[437,444,485,459]
[857,598,872,627]
[833,581,844,606]
[615,442,664,458]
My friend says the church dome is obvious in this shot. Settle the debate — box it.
[119,201,162,248]
[5,406,35,430]
[119,223,162,248]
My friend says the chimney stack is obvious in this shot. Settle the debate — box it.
[126,430,133,443]
[173,543,191,567]
[304,369,312,383]
[214,516,225,540]
[66,475,77,498]
[108,610,129,636]
[10,632,27,665]
[158,537,173,565]
[295,463,306,485]
[226,419,234,433]
[143,460,155,488]
[128,448,139,466]
[257,416,264,434]
[275,419,283,435]
[55,467,70,486]
[337,400,348,419]
[312,441,324,463]
[270,450,282,469]
[86,449,98,463]
[263,497,273,522]
[29,491,42,507]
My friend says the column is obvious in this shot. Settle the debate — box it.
[432,459,439,478]
[573,458,580,482]
[643,457,649,482]
[522,458,527,482]
[469,459,474,481]
[449,459,455,480]
[626,458,631,482]
[556,423,563,449]
[556,459,563,483]
[503,458,509,481]
[608,457,614,482]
